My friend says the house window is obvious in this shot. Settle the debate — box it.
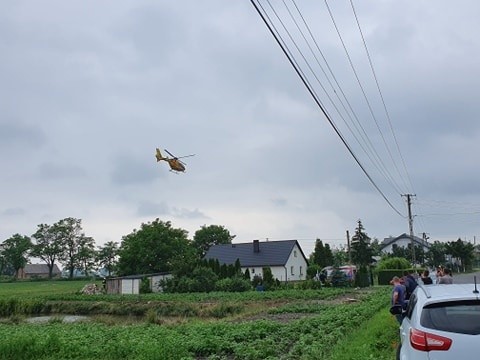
[300,266,303,275]
[290,266,294,275]
[294,250,297,257]
[251,268,255,274]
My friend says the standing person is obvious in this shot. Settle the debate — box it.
[438,268,453,284]
[403,270,418,300]
[435,266,444,284]
[390,276,406,324]
[420,270,433,285]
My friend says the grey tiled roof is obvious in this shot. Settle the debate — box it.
[24,264,61,274]
[380,233,430,249]
[204,240,305,267]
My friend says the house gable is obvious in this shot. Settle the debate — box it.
[380,233,430,253]
[204,240,308,282]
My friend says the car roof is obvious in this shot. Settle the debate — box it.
[417,284,480,302]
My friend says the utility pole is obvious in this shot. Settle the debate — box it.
[346,230,351,264]
[402,194,416,265]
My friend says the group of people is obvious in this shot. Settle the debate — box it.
[436,266,454,284]
[390,267,454,323]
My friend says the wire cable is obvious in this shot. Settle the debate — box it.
[349,0,415,194]
[250,0,405,217]
[284,0,405,195]
[324,0,407,195]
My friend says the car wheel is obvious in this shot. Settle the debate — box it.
[396,343,401,360]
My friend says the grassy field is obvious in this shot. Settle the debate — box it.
[0,281,398,359]
[0,279,95,297]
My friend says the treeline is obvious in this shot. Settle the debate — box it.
[0,217,236,281]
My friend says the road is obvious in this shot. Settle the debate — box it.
[452,270,480,284]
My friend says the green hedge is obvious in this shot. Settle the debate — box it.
[377,268,425,285]
[378,270,403,285]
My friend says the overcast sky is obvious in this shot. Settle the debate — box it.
[2,1,480,256]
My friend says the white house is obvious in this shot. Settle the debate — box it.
[204,239,308,282]
[380,233,430,254]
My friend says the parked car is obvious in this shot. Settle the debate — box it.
[397,283,480,359]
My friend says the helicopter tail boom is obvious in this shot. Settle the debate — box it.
[155,148,167,162]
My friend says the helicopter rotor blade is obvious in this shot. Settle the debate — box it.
[176,154,195,159]
[164,149,176,158]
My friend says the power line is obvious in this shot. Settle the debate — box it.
[349,0,415,194]
[324,0,407,195]
[250,0,405,217]
[284,0,405,196]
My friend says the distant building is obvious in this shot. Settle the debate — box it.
[380,233,431,254]
[17,264,61,279]
[204,239,308,282]
[105,272,172,295]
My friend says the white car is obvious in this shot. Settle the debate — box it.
[398,283,480,359]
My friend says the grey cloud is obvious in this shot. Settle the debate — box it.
[110,154,161,186]
[38,162,87,180]
[172,207,209,220]
[137,201,170,217]
[0,122,46,148]
[2,207,25,216]
[271,197,288,207]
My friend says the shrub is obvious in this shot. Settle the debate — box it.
[354,266,370,288]
[140,277,152,294]
[262,267,275,290]
[330,270,350,287]
[215,277,251,292]
[295,279,322,290]
[375,257,410,272]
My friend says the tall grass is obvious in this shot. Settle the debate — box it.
[328,308,399,360]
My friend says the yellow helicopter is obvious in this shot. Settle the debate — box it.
[155,148,195,173]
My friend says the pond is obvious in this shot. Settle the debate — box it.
[25,315,89,324]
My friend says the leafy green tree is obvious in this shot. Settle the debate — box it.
[370,238,382,256]
[31,223,63,279]
[391,243,407,259]
[192,225,235,258]
[2,234,32,278]
[96,241,119,276]
[332,248,348,267]
[55,217,88,279]
[445,238,475,272]
[406,244,425,265]
[170,246,199,277]
[324,243,334,266]
[0,250,7,275]
[312,239,333,268]
[76,236,96,276]
[117,219,190,275]
[350,220,373,267]
[425,241,446,267]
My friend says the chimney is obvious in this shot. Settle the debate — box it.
[253,239,260,253]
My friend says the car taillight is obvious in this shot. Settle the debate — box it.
[410,328,452,351]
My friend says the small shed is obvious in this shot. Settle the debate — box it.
[105,272,172,295]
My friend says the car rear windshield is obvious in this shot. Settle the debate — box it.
[421,300,480,335]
